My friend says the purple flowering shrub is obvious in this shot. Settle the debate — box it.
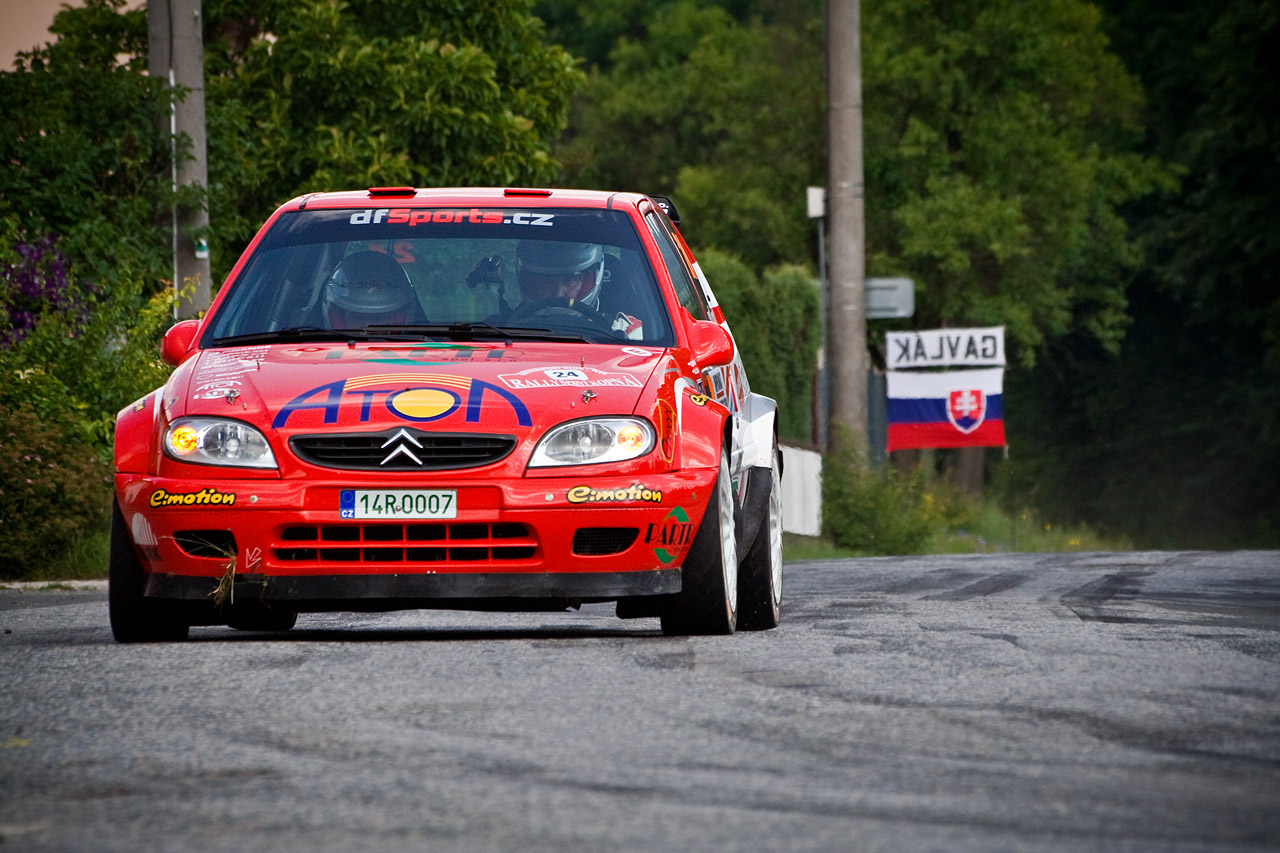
[1,234,93,349]
[0,406,111,577]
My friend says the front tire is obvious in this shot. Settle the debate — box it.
[738,444,783,630]
[661,448,738,635]
[109,499,189,643]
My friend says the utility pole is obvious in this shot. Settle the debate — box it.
[149,0,212,318]
[826,0,868,452]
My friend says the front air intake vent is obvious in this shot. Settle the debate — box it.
[572,527,639,556]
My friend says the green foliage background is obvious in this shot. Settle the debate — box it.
[697,251,822,443]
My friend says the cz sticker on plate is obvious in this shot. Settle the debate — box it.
[339,489,458,520]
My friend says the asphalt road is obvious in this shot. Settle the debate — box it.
[2,550,1278,852]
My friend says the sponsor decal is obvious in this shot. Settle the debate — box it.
[656,400,677,463]
[566,483,664,504]
[498,366,642,390]
[646,507,693,564]
[149,487,237,508]
[283,344,520,365]
[687,392,709,407]
[243,546,263,573]
[349,208,555,227]
[193,349,267,386]
[272,375,532,429]
[130,513,161,562]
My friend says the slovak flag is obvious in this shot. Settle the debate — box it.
[886,368,1006,452]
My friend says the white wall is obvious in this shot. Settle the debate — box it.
[780,445,822,536]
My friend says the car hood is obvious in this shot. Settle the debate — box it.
[170,341,666,437]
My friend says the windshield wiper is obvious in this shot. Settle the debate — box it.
[212,327,415,347]
[366,323,591,344]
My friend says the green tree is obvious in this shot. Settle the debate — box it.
[862,0,1171,360]
[1007,0,1280,547]
[203,0,583,276]
[551,1,825,271]
[698,250,821,442]
[0,0,172,288]
[550,0,1166,363]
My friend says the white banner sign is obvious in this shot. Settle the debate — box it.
[886,326,1005,370]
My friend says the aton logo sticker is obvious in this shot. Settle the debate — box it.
[272,374,531,429]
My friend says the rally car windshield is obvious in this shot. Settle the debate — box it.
[204,208,676,348]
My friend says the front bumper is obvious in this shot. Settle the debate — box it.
[116,469,714,604]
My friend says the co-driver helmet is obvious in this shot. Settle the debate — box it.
[323,251,414,328]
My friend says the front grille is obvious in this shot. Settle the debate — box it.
[290,429,516,471]
[572,527,639,556]
[275,522,536,564]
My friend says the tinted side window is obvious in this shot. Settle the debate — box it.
[646,213,709,321]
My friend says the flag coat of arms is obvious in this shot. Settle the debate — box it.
[886,368,1006,451]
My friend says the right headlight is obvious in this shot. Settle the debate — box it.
[164,417,277,469]
[528,417,655,467]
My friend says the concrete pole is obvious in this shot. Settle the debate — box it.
[150,0,212,318]
[826,0,869,453]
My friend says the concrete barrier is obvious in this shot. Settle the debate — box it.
[780,445,822,536]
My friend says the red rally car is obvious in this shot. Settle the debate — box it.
[110,188,783,641]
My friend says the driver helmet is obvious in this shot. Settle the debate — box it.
[323,251,414,328]
[516,241,604,308]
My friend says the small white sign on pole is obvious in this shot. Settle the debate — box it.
[807,186,827,219]
[865,277,915,319]
[886,326,1005,369]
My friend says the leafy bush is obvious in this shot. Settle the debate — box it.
[698,249,821,443]
[0,229,174,577]
[821,428,941,555]
[0,406,112,579]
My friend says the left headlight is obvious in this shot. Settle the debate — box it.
[528,417,655,467]
[164,417,277,469]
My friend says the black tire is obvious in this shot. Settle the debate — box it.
[661,448,738,635]
[738,444,783,631]
[109,498,189,643]
[226,603,298,633]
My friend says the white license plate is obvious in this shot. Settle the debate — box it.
[339,489,457,520]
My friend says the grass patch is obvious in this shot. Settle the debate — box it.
[17,528,109,582]
[783,533,861,562]
[789,499,1129,560]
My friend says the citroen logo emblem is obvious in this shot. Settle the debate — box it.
[380,428,424,466]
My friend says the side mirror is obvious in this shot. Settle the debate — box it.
[688,319,735,368]
[161,319,200,366]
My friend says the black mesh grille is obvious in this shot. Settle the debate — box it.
[572,527,639,556]
[290,429,516,471]
[275,523,537,564]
